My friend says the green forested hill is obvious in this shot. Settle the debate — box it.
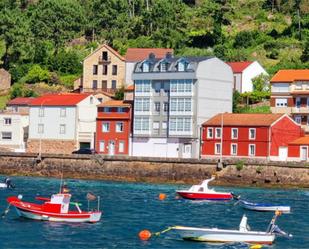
[0,0,308,87]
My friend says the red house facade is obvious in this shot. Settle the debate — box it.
[288,136,309,161]
[201,113,303,161]
[95,100,131,155]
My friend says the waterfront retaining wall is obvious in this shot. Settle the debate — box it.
[0,152,308,188]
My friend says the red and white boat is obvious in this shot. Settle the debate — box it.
[176,176,233,201]
[7,193,102,223]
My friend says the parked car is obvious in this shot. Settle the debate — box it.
[72,148,95,154]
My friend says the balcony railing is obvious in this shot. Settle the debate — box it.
[291,107,309,114]
[98,56,111,64]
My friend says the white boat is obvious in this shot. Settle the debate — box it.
[176,177,233,201]
[0,183,8,188]
[170,213,291,245]
[239,200,291,213]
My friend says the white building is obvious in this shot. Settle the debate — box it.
[131,54,233,159]
[227,61,268,93]
[0,112,29,152]
[27,93,99,154]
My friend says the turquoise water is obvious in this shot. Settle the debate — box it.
[0,176,308,248]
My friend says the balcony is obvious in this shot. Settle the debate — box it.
[81,88,117,95]
[291,107,309,114]
[98,56,111,64]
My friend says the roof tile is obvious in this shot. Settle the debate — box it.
[29,93,90,106]
[227,61,253,73]
[271,69,309,83]
[125,48,174,62]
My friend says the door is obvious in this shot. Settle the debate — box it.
[278,147,287,161]
[108,140,115,155]
[182,144,192,158]
[300,146,308,161]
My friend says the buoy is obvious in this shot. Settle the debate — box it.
[138,229,152,241]
[158,193,166,200]
[275,210,282,216]
[250,244,262,249]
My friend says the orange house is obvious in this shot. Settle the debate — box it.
[95,100,131,155]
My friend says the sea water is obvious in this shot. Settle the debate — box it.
[0,176,308,249]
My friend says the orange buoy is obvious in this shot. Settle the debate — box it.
[158,193,166,200]
[139,229,152,240]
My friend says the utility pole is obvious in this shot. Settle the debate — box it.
[297,9,301,40]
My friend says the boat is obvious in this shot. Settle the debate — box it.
[176,176,233,201]
[170,212,292,244]
[238,200,291,213]
[0,177,15,189]
[7,192,102,223]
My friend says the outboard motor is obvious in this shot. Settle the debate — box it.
[5,177,14,189]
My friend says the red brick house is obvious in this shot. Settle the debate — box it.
[288,136,309,161]
[201,113,303,161]
[95,100,131,155]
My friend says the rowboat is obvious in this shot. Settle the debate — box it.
[176,176,233,201]
[238,200,291,213]
[170,212,291,244]
[7,192,102,223]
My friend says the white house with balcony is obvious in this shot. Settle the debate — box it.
[131,54,233,158]
[0,112,29,152]
[27,93,99,154]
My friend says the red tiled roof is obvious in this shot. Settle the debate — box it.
[227,61,253,73]
[98,100,130,107]
[270,69,309,83]
[125,48,174,62]
[7,97,35,106]
[29,93,90,106]
[203,113,284,126]
[289,136,309,145]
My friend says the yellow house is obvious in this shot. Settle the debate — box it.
[79,44,126,94]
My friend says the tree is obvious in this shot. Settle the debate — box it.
[23,64,50,84]
[250,74,270,103]
[301,41,309,62]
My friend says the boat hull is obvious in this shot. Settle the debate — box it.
[240,201,291,213]
[14,206,102,223]
[173,226,275,244]
[176,191,232,201]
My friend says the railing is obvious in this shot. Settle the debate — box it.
[98,56,111,64]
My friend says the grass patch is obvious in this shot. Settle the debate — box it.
[0,95,9,110]
[237,105,270,113]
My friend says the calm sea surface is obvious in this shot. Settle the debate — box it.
[0,176,308,249]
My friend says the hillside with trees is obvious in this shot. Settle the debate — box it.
[0,0,308,95]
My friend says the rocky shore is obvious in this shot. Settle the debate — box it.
[0,152,308,188]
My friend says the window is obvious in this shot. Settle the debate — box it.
[39,108,44,117]
[119,141,125,153]
[295,82,302,90]
[296,97,301,108]
[275,98,288,107]
[249,128,256,139]
[215,128,222,139]
[163,102,169,112]
[153,122,160,134]
[135,80,151,93]
[1,132,12,140]
[4,118,11,125]
[142,62,149,72]
[215,143,221,155]
[154,82,161,93]
[117,107,125,113]
[60,124,66,134]
[249,144,255,156]
[295,116,301,124]
[60,108,66,117]
[102,80,107,89]
[93,65,98,75]
[169,118,192,132]
[116,122,124,132]
[103,65,108,75]
[163,82,170,93]
[134,117,150,132]
[38,124,44,134]
[99,141,105,152]
[178,61,185,71]
[102,122,110,132]
[111,80,117,89]
[207,128,213,138]
[160,63,167,72]
[92,80,98,90]
[104,107,111,112]
[135,98,150,112]
[231,128,238,139]
[112,65,117,75]
[154,102,160,113]
[102,51,108,61]
[170,98,192,112]
[162,121,167,130]
[170,79,192,93]
[231,144,237,155]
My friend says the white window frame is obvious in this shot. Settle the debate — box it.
[231,143,237,155]
[231,128,238,139]
[116,122,124,133]
[249,128,256,140]
[59,124,66,134]
[118,141,125,153]
[142,62,149,72]
[4,118,11,125]
[38,124,44,134]
[1,132,12,140]
[275,98,288,107]
[134,98,150,112]
[60,108,66,117]
[102,122,110,132]
[39,107,44,117]
[249,144,256,156]
[99,141,105,152]
[215,128,222,139]
[215,143,221,155]
[207,128,213,138]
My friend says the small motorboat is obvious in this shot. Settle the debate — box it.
[170,212,292,244]
[7,192,102,223]
[176,176,233,201]
[0,177,15,189]
[238,200,291,213]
